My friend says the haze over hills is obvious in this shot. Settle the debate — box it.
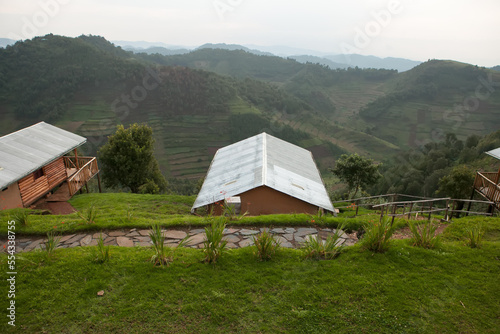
[1,34,499,189]
[113,40,422,72]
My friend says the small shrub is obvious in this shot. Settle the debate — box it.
[78,204,97,224]
[253,230,280,261]
[302,227,345,260]
[92,233,110,263]
[361,217,395,253]
[43,231,61,259]
[11,208,31,226]
[466,223,484,248]
[149,224,189,266]
[409,220,440,249]
[202,217,227,264]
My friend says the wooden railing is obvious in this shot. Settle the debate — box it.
[63,156,95,170]
[473,172,500,206]
[65,157,99,196]
[372,197,494,223]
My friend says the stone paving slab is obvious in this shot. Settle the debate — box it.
[24,239,44,252]
[189,229,205,235]
[223,228,239,234]
[134,236,151,242]
[240,229,259,236]
[65,234,85,244]
[117,237,134,247]
[60,234,76,243]
[80,235,92,246]
[164,230,187,239]
[109,231,126,237]
[93,232,107,239]
[239,238,254,247]
[187,233,206,246]
[223,234,240,243]
[103,237,116,246]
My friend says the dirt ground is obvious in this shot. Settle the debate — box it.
[31,200,76,215]
[391,223,449,239]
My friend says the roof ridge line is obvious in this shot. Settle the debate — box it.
[262,133,267,186]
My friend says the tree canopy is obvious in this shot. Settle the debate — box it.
[331,153,380,199]
[98,123,167,193]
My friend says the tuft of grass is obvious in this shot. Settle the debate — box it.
[361,217,395,253]
[302,226,345,260]
[466,223,484,248]
[10,208,31,226]
[408,220,440,249]
[149,224,167,266]
[149,224,189,266]
[253,230,280,261]
[77,203,97,224]
[91,233,110,263]
[202,217,228,264]
[43,231,61,259]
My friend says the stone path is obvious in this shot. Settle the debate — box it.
[1,227,358,253]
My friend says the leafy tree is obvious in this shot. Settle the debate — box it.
[437,165,475,199]
[331,153,380,199]
[98,124,167,193]
[437,165,475,217]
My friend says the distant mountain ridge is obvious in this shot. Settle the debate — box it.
[113,40,421,71]
[0,38,16,48]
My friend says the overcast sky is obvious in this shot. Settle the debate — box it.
[1,0,499,66]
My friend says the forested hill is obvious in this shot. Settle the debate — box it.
[0,34,351,182]
[134,45,500,151]
[1,34,499,187]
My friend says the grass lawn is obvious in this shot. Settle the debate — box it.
[1,240,499,333]
[1,193,499,333]
[0,193,367,236]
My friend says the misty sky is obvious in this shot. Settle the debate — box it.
[0,0,499,66]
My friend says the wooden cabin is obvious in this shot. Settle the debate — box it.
[191,133,335,216]
[0,122,100,210]
[471,147,500,212]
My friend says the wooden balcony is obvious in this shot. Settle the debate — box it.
[63,156,100,196]
[473,171,500,209]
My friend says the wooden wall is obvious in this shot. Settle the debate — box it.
[0,183,23,210]
[18,157,67,206]
[208,185,319,216]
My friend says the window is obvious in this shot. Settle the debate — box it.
[33,168,44,180]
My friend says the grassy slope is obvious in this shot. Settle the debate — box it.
[1,238,499,333]
[1,193,499,332]
[360,61,500,149]
[0,193,367,235]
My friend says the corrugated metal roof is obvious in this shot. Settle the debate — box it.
[192,132,334,213]
[0,122,86,189]
[486,147,500,160]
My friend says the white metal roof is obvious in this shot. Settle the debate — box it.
[486,147,500,160]
[0,122,86,189]
[191,132,335,213]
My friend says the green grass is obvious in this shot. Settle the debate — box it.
[1,240,499,333]
[1,193,499,332]
[0,193,364,236]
